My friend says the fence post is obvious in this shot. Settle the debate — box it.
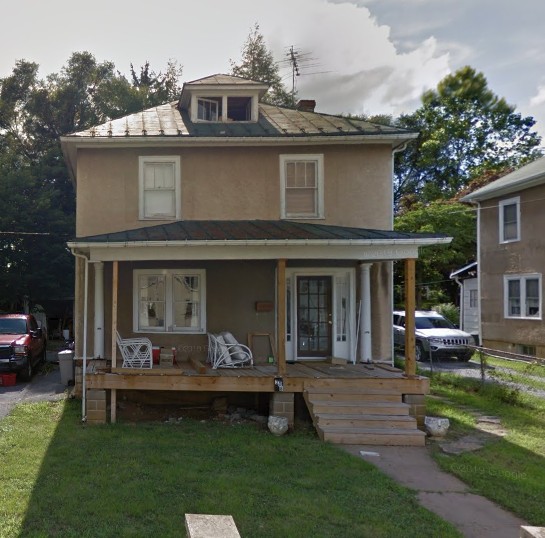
[479,346,485,386]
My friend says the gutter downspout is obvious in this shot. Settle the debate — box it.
[72,250,89,422]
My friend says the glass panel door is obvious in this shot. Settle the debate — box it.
[297,276,332,357]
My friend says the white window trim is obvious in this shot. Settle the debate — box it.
[279,154,325,219]
[503,273,541,320]
[190,93,257,122]
[499,196,520,243]
[138,156,181,221]
[133,269,206,334]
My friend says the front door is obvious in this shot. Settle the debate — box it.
[296,276,332,357]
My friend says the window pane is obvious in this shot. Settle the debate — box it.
[139,275,165,329]
[285,188,317,215]
[173,275,201,328]
[526,278,540,316]
[469,289,477,308]
[145,190,175,218]
[508,279,521,316]
[503,203,518,240]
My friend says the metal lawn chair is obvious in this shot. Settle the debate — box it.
[207,332,253,369]
[116,331,153,368]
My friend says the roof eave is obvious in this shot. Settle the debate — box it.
[462,173,545,202]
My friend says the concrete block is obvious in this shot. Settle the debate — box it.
[185,514,240,538]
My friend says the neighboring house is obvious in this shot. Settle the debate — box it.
[61,74,448,442]
[450,262,479,342]
[462,156,545,357]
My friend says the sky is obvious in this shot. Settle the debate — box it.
[2,0,545,139]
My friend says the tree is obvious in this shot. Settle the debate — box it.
[394,200,476,307]
[394,66,542,207]
[230,23,294,107]
[0,52,183,309]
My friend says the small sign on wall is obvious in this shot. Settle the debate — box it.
[255,301,273,313]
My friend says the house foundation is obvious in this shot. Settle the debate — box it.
[269,392,295,428]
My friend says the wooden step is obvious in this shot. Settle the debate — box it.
[319,426,426,446]
[305,387,401,402]
[315,413,417,429]
[308,400,410,416]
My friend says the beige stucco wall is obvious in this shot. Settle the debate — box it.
[75,144,393,237]
[479,183,545,352]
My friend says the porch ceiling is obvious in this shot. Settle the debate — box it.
[68,220,451,262]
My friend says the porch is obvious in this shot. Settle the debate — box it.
[84,358,429,446]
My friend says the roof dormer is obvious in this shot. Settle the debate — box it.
[178,74,269,123]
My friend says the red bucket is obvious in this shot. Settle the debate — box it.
[152,346,161,365]
[2,373,16,387]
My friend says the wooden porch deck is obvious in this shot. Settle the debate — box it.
[86,360,428,395]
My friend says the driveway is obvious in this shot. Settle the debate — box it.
[0,352,67,420]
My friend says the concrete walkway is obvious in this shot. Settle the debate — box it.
[343,444,527,538]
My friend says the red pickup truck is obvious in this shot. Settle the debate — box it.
[0,314,47,381]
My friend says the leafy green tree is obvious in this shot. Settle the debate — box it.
[394,200,476,307]
[230,23,294,107]
[0,52,182,309]
[394,66,542,207]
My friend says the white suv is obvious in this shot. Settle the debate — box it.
[393,310,474,362]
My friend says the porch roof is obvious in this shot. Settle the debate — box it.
[68,220,451,262]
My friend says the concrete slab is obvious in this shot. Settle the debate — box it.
[343,444,527,538]
[185,514,240,538]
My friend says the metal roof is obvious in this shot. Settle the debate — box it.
[73,220,448,244]
[462,156,545,202]
[64,103,412,140]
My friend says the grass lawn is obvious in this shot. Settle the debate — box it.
[0,400,460,538]
[427,372,545,525]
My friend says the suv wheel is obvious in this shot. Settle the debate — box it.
[19,355,33,381]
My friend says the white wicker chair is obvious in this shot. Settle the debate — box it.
[116,331,153,369]
[207,332,253,369]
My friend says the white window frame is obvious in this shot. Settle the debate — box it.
[197,97,219,121]
[499,196,520,243]
[133,269,206,334]
[280,154,324,219]
[138,156,181,220]
[503,273,541,319]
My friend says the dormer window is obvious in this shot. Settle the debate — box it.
[197,98,220,121]
[193,95,254,122]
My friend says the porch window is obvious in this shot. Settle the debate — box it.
[499,197,520,243]
[504,274,541,319]
[335,273,350,342]
[280,154,324,219]
[134,269,206,333]
[139,156,181,220]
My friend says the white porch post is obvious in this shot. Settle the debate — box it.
[359,262,372,363]
[93,262,105,358]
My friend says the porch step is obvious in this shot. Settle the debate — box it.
[319,426,426,446]
[316,413,417,429]
[304,387,426,447]
[304,387,402,402]
[308,400,410,416]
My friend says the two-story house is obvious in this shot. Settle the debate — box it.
[462,156,545,357]
[61,74,448,443]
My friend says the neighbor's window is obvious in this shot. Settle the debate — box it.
[280,154,324,219]
[134,269,206,333]
[469,289,478,308]
[139,156,181,220]
[504,274,541,319]
[499,197,520,243]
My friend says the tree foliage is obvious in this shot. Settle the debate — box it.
[394,66,542,207]
[394,200,476,307]
[230,23,294,107]
[0,52,182,310]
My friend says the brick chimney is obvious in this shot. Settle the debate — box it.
[296,99,316,113]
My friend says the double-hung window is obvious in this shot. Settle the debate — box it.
[134,269,206,333]
[504,274,541,319]
[499,197,520,243]
[139,156,181,220]
[280,154,324,219]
